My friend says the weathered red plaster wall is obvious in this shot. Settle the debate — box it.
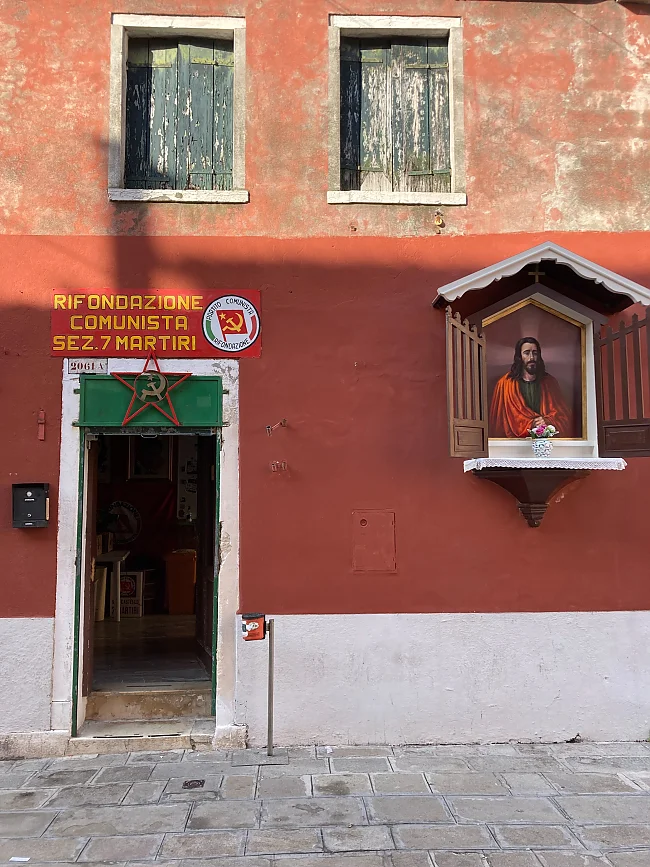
[0,1,649,237]
[2,233,650,617]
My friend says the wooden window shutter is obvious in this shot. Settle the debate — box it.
[340,38,391,191]
[595,309,650,456]
[177,40,234,191]
[391,38,451,193]
[125,39,179,189]
[446,307,489,458]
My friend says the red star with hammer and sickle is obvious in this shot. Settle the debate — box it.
[111,351,192,426]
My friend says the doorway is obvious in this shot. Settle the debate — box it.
[78,431,219,727]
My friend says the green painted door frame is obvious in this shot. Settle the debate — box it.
[71,427,221,737]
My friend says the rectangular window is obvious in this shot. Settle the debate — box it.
[108,15,247,204]
[328,16,465,206]
[340,37,451,194]
[125,38,234,192]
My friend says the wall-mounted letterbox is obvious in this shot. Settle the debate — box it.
[12,484,50,528]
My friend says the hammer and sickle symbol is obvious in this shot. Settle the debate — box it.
[137,373,167,402]
[223,312,244,333]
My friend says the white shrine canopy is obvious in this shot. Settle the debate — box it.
[435,241,650,307]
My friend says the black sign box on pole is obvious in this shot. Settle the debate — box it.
[12,483,50,528]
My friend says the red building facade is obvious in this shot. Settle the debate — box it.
[1,0,650,753]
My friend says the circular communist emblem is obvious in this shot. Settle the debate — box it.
[134,372,168,403]
[202,295,260,353]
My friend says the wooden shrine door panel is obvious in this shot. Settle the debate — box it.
[195,435,217,675]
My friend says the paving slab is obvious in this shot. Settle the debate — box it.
[261,797,367,828]
[322,825,394,851]
[260,761,330,778]
[545,773,640,794]
[467,757,564,774]
[180,750,231,763]
[393,822,497,849]
[0,789,52,810]
[44,782,132,807]
[535,854,611,866]
[486,855,544,867]
[272,856,385,867]
[221,776,257,799]
[122,781,167,805]
[126,750,186,763]
[93,765,156,784]
[491,824,581,849]
[160,829,246,858]
[555,795,650,824]
[426,772,508,795]
[188,800,261,830]
[0,773,38,789]
[256,775,311,798]
[450,796,564,824]
[78,833,163,861]
[0,836,88,861]
[431,854,485,867]
[607,854,650,867]
[317,747,393,758]
[48,755,129,770]
[503,773,557,795]
[45,804,190,836]
[371,773,429,794]
[0,810,57,837]
[163,775,223,795]
[366,795,451,824]
[313,774,372,796]
[330,759,392,774]
[391,757,472,773]
[246,828,323,855]
[390,853,431,867]
[563,758,650,774]
[574,823,650,848]
[29,768,99,787]
[232,750,289,767]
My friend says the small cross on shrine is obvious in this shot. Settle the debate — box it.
[528,264,545,281]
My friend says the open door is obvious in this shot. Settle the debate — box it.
[81,437,99,696]
[195,434,217,677]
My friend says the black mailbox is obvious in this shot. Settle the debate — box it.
[12,483,50,528]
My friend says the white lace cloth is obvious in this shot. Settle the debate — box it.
[464,457,627,472]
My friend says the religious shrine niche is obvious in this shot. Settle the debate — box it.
[434,242,650,527]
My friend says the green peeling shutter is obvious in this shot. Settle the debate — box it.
[340,36,451,193]
[125,38,233,191]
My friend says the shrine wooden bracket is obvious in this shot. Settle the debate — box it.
[471,467,590,527]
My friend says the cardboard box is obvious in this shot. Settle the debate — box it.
[120,571,144,618]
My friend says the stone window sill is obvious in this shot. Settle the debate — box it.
[327,191,467,206]
[108,189,250,204]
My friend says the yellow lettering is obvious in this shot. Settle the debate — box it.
[177,335,190,351]
[115,295,128,309]
[131,335,142,351]
[87,295,100,309]
[191,296,202,310]
[175,316,188,331]
[101,295,115,309]
[191,335,196,350]
[163,296,176,310]
[177,296,189,310]
[116,336,128,350]
[144,336,156,350]
[99,316,111,330]
[84,316,97,329]
[162,316,173,329]
[82,336,94,350]
[114,316,126,330]
[67,336,79,351]
[147,315,159,330]
[144,295,156,309]
[52,335,65,350]
[101,335,112,350]
[159,336,170,350]
[70,316,82,330]
[130,296,142,309]
[73,294,85,309]
[53,294,66,309]
[127,316,140,330]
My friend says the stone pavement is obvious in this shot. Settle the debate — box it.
[1,742,650,867]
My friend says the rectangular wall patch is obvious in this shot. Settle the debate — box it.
[352,510,396,573]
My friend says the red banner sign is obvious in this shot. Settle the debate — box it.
[51,289,261,357]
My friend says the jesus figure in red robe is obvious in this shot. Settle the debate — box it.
[489,337,572,438]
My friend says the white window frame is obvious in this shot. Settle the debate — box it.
[327,15,466,206]
[108,14,248,204]
[486,292,600,460]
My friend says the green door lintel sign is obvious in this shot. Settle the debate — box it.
[78,374,223,428]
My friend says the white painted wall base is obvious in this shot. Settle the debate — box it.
[236,612,650,745]
[0,618,54,733]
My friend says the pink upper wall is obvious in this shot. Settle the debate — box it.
[0,1,649,237]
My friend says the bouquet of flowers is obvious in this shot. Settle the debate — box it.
[528,421,558,439]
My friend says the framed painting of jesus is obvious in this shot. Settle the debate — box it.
[482,299,586,440]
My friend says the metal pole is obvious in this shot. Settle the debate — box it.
[267,618,275,756]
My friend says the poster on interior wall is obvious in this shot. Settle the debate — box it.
[51,289,261,358]
[483,299,585,439]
